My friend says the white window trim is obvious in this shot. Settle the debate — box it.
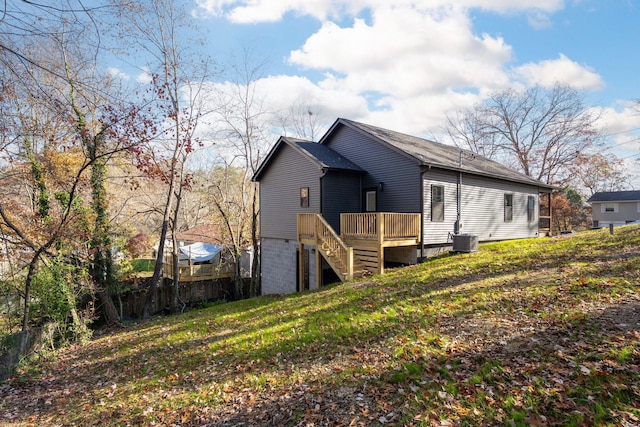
[431,185,445,222]
[504,193,514,222]
[602,203,619,213]
[365,190,377,212]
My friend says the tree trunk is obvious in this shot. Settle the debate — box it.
[249,190,260,297]
[87,137,121,326]
[170,184,184,313]
[143,218,168,319]
[143,180,174,319]
[21,254,40,331]
[96,289,120,326]
[234,248,244,300]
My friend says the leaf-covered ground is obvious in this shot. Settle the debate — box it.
[1,227,639,426]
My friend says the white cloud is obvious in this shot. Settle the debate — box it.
[255,74,369,120]
[590,101,640,187]
[136,68,152,85]
[513,54,604,91]
[527,11,553,29]
[196,74,368,139]
[106,67,130,81]
[289,5,512,100]
[195,0,565,23]
[593,101,640,142]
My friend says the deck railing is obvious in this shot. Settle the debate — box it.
[162,260,235,282]
[298,213,318,239]
[297,213,354,280]
[341,212,421,241]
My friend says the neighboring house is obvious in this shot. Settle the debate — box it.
[587,191,640,228]
[166,224,253,280]
[252,118,555,295]
[175,224,223,246]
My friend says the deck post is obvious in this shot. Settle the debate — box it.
[298,243,305,292]
[315,244,322,289]
[377,213,385,275]
[346,247,354,281]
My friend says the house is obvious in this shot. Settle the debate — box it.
[175,224,223,246]
[587,190,640,228]
[177,224,255,276]
[252,118,555,295]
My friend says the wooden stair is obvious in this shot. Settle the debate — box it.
[311,214,368,282]
[318,241,369,281]
[298,212,421,287]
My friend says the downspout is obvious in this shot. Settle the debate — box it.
[419,165,431,261]
[456,171,462,234]
[456,151,462,235]
[359,174,363,212]
[320,168,326,215]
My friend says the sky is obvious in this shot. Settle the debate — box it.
[115,0,640,187]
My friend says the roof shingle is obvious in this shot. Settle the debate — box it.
[587,191,640,203]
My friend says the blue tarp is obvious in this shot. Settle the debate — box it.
[178,242,222,263]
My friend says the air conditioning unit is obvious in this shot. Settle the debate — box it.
[452,233,478,253]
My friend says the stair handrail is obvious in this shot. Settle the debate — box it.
[314,214,354,281]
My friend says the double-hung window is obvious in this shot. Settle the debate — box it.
[365,190,377,212]
[431,185,444,222]
[504,193,513,222]
[300,187,309,208]
[527,195,536,222]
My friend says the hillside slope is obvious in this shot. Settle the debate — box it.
[1,227,639,426]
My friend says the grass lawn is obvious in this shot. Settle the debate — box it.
[1,227,639,426]
[130,258,155,279]
[131,258,155,273]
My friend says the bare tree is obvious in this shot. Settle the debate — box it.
[208,50,274,298]
[445,84,602,185]
[570,153,632,196]
[110,0,213,316]
[276,101,328,141]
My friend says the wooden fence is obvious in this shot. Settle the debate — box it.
[116,278,245,318]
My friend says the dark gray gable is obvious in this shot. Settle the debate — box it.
[296,141,365,173]
[252,136,364,182]
[322,118,555,190]
[252,136,313,182]
[587,190,640,203]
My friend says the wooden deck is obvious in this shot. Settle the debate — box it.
[340,212,422,246]
[162,260,235,282]
[297,212,421,289]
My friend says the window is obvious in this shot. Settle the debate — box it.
[431,185,444,222]
[602,203,618,213]
[365,190,377,212]
[504,193,513,222]
[300,187,309,208]
[527,195,536,222]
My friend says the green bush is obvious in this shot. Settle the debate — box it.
[131,258,155,273]
[29,258,91,344]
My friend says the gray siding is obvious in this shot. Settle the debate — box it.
[325,126,421,213]
[422,169,458,243]
[591,201,640,224]
[259,144,323,241]
[321,171,361,232]
[422,169,541,244]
